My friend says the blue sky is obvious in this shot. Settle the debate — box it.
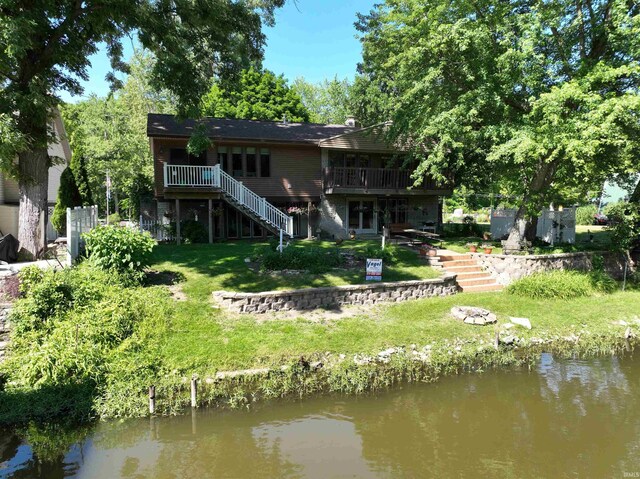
[59,0,376,103]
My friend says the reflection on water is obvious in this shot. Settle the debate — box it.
[2,353,640,478]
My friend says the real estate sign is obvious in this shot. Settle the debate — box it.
[366,258,383,281]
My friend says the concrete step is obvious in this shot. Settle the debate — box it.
[455,271,493,280]
[438,254,472,262]
[457,277,498,287]
[460,283,503,293]
[440,259,477,267]
[441,265,483,273]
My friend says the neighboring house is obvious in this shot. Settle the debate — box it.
[0,110,71,244]
[147,113,451,242]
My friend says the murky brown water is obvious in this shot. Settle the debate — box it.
[2,353,640,478]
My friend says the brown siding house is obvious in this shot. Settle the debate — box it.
[147,114,451,242]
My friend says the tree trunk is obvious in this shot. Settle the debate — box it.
[17,147,49,259]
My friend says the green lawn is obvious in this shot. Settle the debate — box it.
[149,239,440,298]
[147,240,638,374]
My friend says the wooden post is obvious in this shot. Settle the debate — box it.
[307,201,313,239]
[208,199,213,244]
[494,331,500,349]
[149,385,156,414]
[190,378,198,408]
[176,199,181,245]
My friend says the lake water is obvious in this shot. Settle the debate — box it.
[2,353,640,478]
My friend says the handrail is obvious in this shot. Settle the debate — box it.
[163,163,293,237]
[322,166,440,190]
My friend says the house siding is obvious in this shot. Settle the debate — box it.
[153,138,322,201]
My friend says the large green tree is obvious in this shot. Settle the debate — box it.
[357,0,640,245]
[201,67,310,122]
[0,0,283,258]
[292,76,353,124]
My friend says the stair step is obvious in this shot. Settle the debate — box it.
[440,259,477,267]
[438,254,472,262]
[455,271,493,280]
[457,277,498,287]
[442,265,483,273]
[460,284,503,292]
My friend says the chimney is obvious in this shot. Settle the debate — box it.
[345,116,358,127]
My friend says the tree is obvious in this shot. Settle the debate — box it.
[0,0,283,258]
[356,0,640,245]
[292,76,353,124]
[51,166,83,234]
[201,67,310,122]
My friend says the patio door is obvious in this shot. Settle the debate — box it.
[347,199,376,234]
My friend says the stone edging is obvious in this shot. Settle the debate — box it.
[213,274,459,314]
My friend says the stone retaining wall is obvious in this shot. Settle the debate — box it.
[470,251,628,285]
[213,274,459,314]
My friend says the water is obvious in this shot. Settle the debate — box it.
[2,353,640,478]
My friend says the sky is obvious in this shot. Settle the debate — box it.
[58,0,376,104]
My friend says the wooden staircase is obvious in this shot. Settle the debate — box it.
[438,254,503,292]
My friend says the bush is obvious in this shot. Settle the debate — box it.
[260,246,343,274]
[107,212,122,224]
[168,220,208,244]
[83,225,156,282]
[576,205,598,225]
[51,167,83,234]
[0,264,172,425]
[606,202,640,252]
[355,244,398,264]
[506,270,616,299]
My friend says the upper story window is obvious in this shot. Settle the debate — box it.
[246,148,257,177]
[217,146,270,178]
[260,149,270,177]
[169,148,206,166]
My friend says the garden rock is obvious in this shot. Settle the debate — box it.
[510,317,532,329]
[451,306,497,325]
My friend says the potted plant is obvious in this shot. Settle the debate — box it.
[482,243,493,254]
[483,231,492,241]
[349,229,356,240]
[466,242,478,253]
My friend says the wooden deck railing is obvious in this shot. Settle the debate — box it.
[322,167,439,190]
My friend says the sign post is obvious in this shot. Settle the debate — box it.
[366,258,383,281]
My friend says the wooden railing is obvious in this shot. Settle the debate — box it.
[163,164,293,236]
[322,167,440,191]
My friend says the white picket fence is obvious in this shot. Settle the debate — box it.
[490,207,577,244]
[66,205,98,264]
[139,216,172,242]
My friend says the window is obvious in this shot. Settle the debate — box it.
[246,147,257,177]
[170,148,188,165]
[232,147,243,177]
[260,148,270,177]
[378,198,409,227]
[169,148,206,166]
[217,147,227,171]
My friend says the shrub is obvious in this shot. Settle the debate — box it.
[83,225,156,282]
[506,270,616,299]
[606,202,640,252]
[51,167,83,234]
[576,205,598,225]
[107,212,122,224]
[260,246,343,274]
[168,220,208,244]
[355,244,398,264]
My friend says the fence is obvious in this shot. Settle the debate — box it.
[490,207,576,244]
[67,205,98,264]
[139,216,172,242]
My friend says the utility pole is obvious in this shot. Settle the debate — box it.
[106,170,111,224]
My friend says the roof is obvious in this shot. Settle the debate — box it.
[147,113,361,145]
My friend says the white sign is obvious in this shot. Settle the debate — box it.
[366,258,383,281]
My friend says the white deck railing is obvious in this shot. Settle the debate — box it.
[163,163,293,237]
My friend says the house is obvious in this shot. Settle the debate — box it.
[147,113,451,242]
[0,109,71,244]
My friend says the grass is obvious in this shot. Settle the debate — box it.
[148,239,440,297]
[438,224,612,255]
[148,241,637,374]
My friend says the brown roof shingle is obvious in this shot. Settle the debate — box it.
[147,113,359,144]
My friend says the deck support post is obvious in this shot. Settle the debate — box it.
[176,199,181,245]
[208,199,213,244]
[307,201,313,239]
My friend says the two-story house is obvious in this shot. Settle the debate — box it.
[147,113,451,243]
